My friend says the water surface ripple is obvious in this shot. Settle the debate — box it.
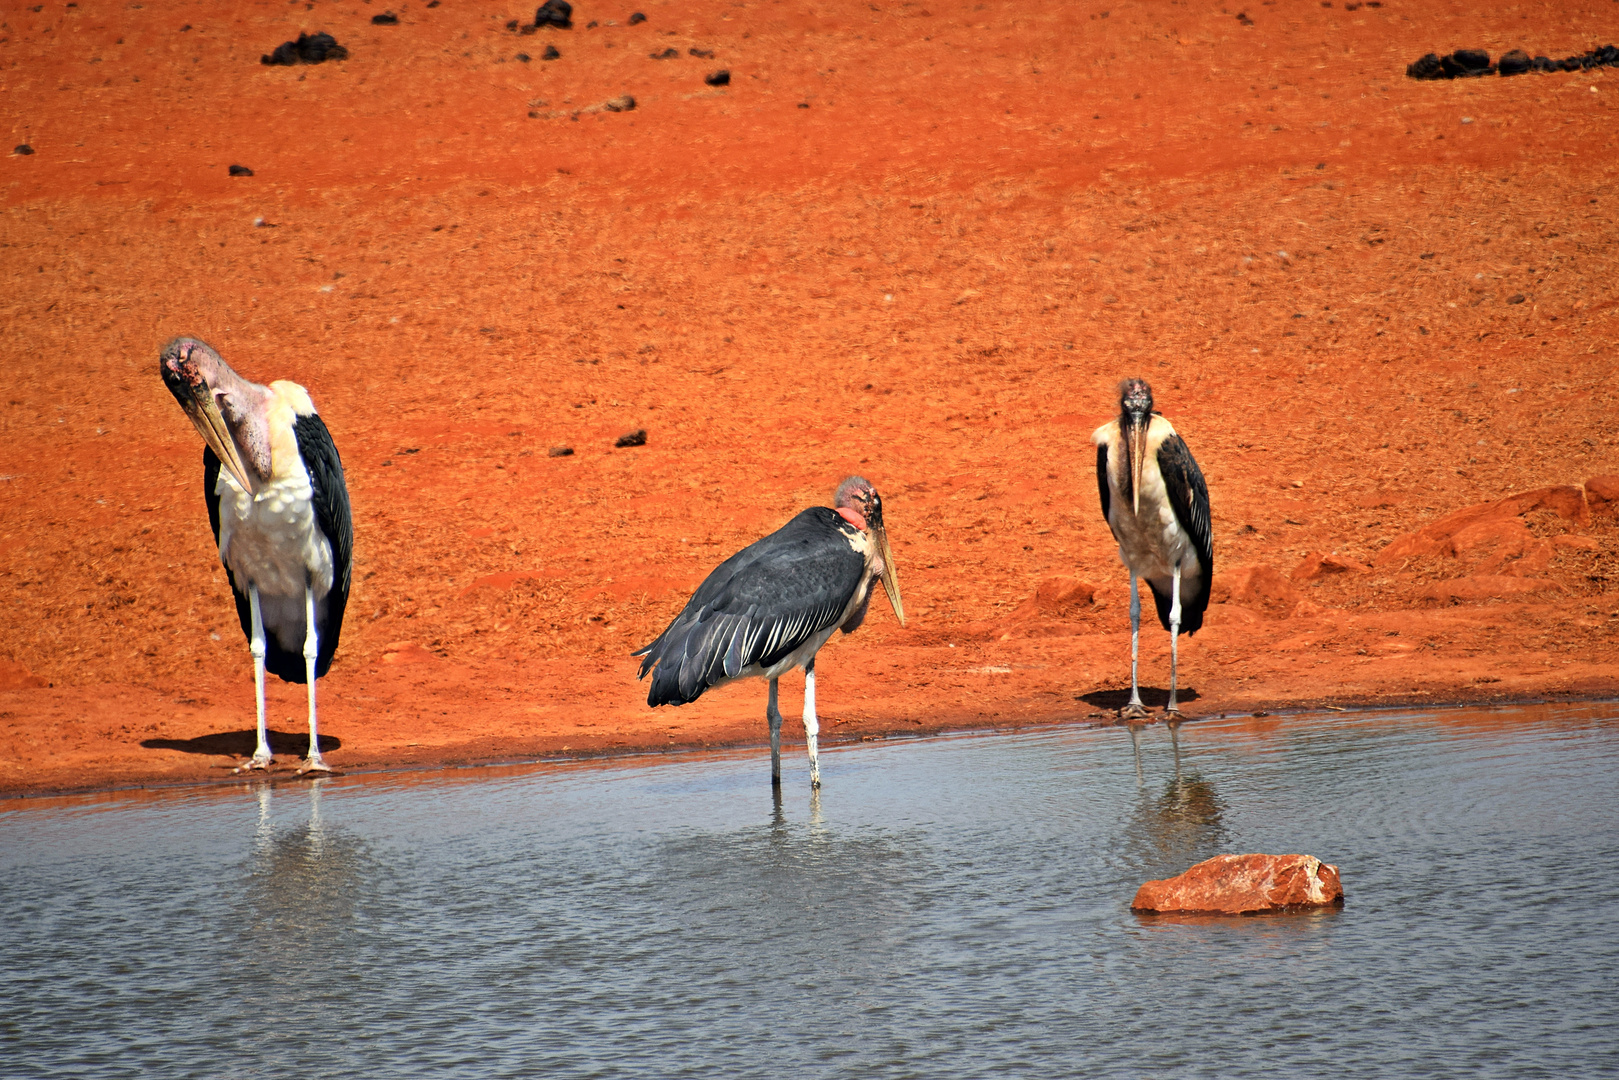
[3,703,1616,1078]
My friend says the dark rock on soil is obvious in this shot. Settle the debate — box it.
[629,12,647,24]
[603,94,636,112]
[1498,49,1531,76]
[13,144,34,156]
[705,69,730,86]
[615,429,647,448]
[689,47,714,58]
[1441,49,1492,77]
[535,0,572,28]
[650,47,679,59]
[1507,294,1526,304]
[261,32,347,66]
[1406,53,1444,80]
[371,11,398,25]
[548,446,574,457]
[543,44,560,59]
[516,52,531,62]
[228,164,254,176]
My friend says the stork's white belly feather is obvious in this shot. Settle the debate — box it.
[1107,464,1201,580]
[1095,415,1203,583]
[215,456,335,604]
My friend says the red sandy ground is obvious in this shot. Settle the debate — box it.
[2,0,1616,799]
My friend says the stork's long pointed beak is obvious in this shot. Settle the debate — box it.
[1127,415,1149,517]
[183,386,257,495]
[874,522,906,627]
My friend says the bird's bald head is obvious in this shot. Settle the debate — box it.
[834,475,884,531]
[1118,378,1153,421]
[159,337,272,490]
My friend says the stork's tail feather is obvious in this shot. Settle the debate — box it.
[636,604,764,707]
[1146,576,1209,637]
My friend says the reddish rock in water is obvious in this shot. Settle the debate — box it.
[1132,853,1344,914]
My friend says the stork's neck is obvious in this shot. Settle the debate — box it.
[217,368,275,481]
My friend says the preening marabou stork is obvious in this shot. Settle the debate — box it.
[1093,379,1212,719]
[160,337,352,772]
[634,477,906,789]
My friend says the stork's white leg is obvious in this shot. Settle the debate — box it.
[767,677,784,787]
[1129,723,1144,786]
[804,658,821,790]
[1166,564,1183,715]
[240,584,273,771]
[297,584,331,774]
[1123,574,1148,720]
[1169,719,1182,782]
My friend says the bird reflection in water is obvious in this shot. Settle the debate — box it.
[240,780,376,952]
[1123,721,1228,872]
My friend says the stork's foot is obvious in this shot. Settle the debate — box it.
[1120,701,1151,721]
[1163,703,1182,716]
[295,756,333,775]
[234,753,274,774]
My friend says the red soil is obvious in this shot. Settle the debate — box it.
[2,0,1616,798]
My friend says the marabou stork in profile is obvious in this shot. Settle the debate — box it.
[160,337,352,773]
[1093,378,1212,719]
[633,477,906,789]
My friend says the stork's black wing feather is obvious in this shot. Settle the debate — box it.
[1153,433,1213,635]
[1095,443,1112,525]
[634,507,865,707]
[294,412,352,678]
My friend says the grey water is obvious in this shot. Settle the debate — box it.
[3,705,1617,1079]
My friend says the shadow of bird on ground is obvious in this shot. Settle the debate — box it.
[1080,687,1201,712]
[141,729,341,757]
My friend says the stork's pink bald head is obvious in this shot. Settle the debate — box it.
[834,475,883,532]
[159,336,272,491]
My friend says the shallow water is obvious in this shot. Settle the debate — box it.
[3,703,1617,1079]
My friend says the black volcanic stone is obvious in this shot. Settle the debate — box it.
[650,47,678,59]
[516,52,531,61]
[535,0,572,28]
[548,446,574,457]
[371,11,398,24]
[1406,52,1444,79]
[614,429,647,448]
[261,31,347,65]
[629,12,647,24]
[1441,49,1492,77]
[228,164,254,176]
[704,69,729,86]
[689,47,713,57]
[14,144,34,155]
[1498,49,1530,75]
[543,44,560,59]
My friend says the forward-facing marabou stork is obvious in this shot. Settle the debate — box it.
[160,337,352,773]
[634,477,905,789]
[1093,378,1212,719]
